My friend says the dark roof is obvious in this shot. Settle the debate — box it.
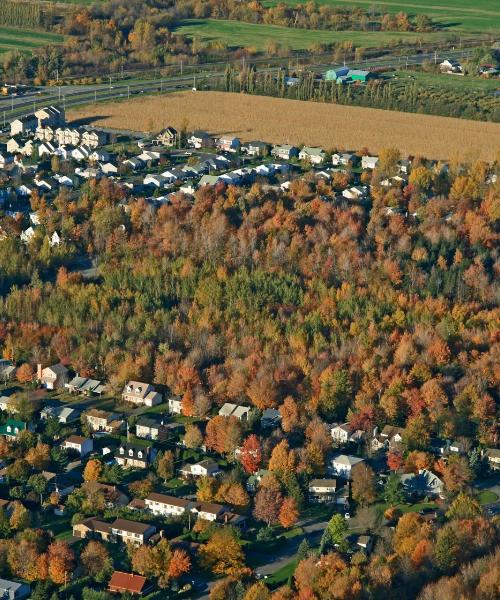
[108,571,149,594]
[78,517,111,534]
[146,493,191,509]
[111,518,155,535]
[194,501,226,515]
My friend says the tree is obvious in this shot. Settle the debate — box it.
[47,541,75,584]
[279,397,300,433]
[0,509,11,537]
[254,487,283,526]
[244,582,271,600]
[183,424,203,449]
[317,368,352,421]
[200,528,247,576]
[26,442,51,470]
[441,455,472,494]
[83,459,102,482]
[268,440,295,476]
[16,363,34,383]
[240,434,262,474]
[446,492,481,520]
[81,541,113,582]
[378,147,401,176]
[387,450,404,471]
[434,525,460,573]
[167,549,191,580]
[9,501,31,530]
[28,473,48,505]
[320,514,348,553]
[351,464,377,506]
[383,474,405,506]
[279,497,299,529]
[156,451,174,481]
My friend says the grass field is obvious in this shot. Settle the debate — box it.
[173,18,440,51]
[68,90,500,161]
[262,0,500,34]
[0,26,64,54]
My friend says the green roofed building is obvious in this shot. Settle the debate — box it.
[0,418,31,439]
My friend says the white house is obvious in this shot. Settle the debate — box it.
[62,435,93,456]
[218,402,251,420]
[299,147,326,165]
[329,454,365,479]
[308,478,337,503]
[100,162,118,175]
[143,174,168,188]
[179,459,221,479]
[122,381,162,407]
[168,395,182,415]
[144,493,193,517]
[361,155,379,170]
[271,144,299,160]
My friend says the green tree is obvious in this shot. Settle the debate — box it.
[383,474,406,506]
[434,525,460,572]
[318,368,352,421]
[320,513,348,553]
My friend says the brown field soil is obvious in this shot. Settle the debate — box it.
[69,91,500,161]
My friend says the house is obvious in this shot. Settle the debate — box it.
[168,395,182,415]
[82,129,109,148]
[144,492,193,517]
[100,162,119,176]
[138,150,161,164]
[10,114,37,136]
[329,454,365,479]
[38,141,57,157]
[37,363,69,389]
[72,145,92,161]
[135,416,167,441]
[218,403,251,420]
[429,438,450,456]
[115,443,156,469]
[191,501,228,522]
[271,144,299,160]
[108,572,153,596]
[342,186,367,200]
[349,534,374,554]
[6,138,21,154]
[331,423,364,445]
[65,376,106,395]
[42,470,81,497]
[122,381,162,407]
[440,59,463,74]
[217,136,241,153]
[0,396,19,414]
[73,517,112,541]
[299,147,326,165]
[372,425,406,451]
[49,231,61,247]
[74,517,156,545]
[261,408,282,429]
[82,481,130,507]
[35,106,65,128]
[179,459,221,479]
[401,469,444,498]
[0,419,31,440]
[246,469,269,493]
[123,157,144,171]
[41,405,81,424]
[144,174,168,188]
[62,435,93,457]
[154,127,178,147]
[85,409,124,433]
[484,448,500,470]
[308,478,337,503]
[361,155,379,170]
[187,131,213,149]
[0,578,30,600]
[0,360,16,382]
[244,141,270,156]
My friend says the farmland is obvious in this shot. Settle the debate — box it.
[173,18,441,51]
[68,90,500,160]
[262,0,500,34]
[0,26,63,54]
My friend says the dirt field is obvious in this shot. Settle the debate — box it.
[69,91,500,161]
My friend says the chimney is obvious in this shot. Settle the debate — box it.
[37,363,43,380]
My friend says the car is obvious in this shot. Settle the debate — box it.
[344,512,350,519]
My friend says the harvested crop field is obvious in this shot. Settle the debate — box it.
[69,91,500,161]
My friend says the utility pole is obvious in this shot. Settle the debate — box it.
[3,111,5,127]
[56,68,59,83]
[160,80,163,92]
[180,60,183,75]
[434,50,437,64]
[63,95,66,112]
[94,90,97,103]
[11,95,14,112]
[109,76,112,90]
[58,86,61,100]
[127,85,130,99]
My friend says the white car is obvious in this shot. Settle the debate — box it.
[344,512,351,519]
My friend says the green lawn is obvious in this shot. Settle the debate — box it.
[266,560,297,587]
[0,26,64,55]
[476,490,499,505]
[377,500,438,514]
[390,70,500,92]
[262,0,500,34]
[173,18,440,52]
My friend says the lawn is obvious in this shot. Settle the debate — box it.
[390,69,500,93]
[476,490,499,505]
[172,18,439,52]
[261,0,500,35]
[377,500,438,514]
[0,26,64,55]
[266,560,297,588]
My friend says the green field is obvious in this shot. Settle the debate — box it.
[173,19,440,51]
[0,26,64,54]
[262,0,500,35]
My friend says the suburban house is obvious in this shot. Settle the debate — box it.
[218,402,251,420]
[0,419,32,440]
[187,131,213,149]
[308,478,337,504]
[244,141,270,156]
[299,147,326,165]
[217,136,241,153]
[0,360,16,382]
[331,423,365,445]
[73,517,156,545]
[271,144,299,160]
[144,492,193,517]
[372,425,406,451]
[331,153,359,167]
[0,579,30,600]
[82,129,109,148]
[135,416,167,441]
[167,395,183,414]
[42,470,81,497]
[122,381,162,407]
[401,469,445,498]
[82,481,130,507]
[154,126,178,146]
[65,376,106,395]
[361,155,379,170]
[430,438,450,456]
[179,459,221,479]
[114,443,156,469]
[349,534,374,554]
[191,501,228,522]
[329,454,365,479]
[484,448,500,470]
[35,106,65,128]
[42,404,81,424]
[261,408,282,429]
[246,469,270,492]
[108,572,153,596]
[10,114,37,136]
[62,435,93,456]
[85,409,124,433]
[342,186,367,200]
[37,363,69,389]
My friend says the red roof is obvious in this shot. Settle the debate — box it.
[108,571,149,594]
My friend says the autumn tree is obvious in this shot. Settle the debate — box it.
[254,487,283,527]
[81,541,113,582]
[268,440,296,477]
[16,363,34,383]
[48,541,75,584]
[9,501,31,530]
[351,464,377,506]
[279,497,299,529]
[441,455,472,494]
[26,442,51,470]
[279,396,300,433]
[83,459,102,482]
[200,528,247,576]
[167,549,191,580]
[383,473,405,506]
[445,492,481,520]
[317,367,352,421]
[240,434,262,474]
[156,450,174,481]
[183,424,203,449]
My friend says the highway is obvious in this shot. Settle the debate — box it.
[0,46,476,126]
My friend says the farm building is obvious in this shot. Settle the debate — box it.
[325,68,376,84]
